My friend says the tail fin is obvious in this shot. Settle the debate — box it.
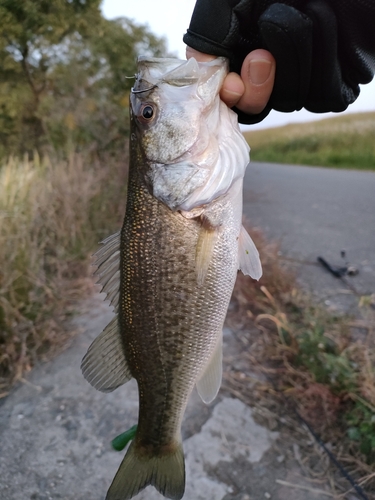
[106,441,185,500]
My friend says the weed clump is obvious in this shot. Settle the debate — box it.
[229,225,375,489]
[0,151,128,394]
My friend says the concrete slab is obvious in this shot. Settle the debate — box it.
[0,296,338,500]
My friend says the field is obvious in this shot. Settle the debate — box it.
[243,111,375,170]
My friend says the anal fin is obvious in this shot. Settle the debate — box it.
[81,316,132,392]
[238,225,262,280]
[196,335,222,404]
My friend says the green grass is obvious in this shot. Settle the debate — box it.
[243,111,375,170]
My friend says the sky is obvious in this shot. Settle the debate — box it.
[101,0,375,131]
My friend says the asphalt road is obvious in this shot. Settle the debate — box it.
[243,162,375,313]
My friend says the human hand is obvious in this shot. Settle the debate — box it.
[186,47,275,116]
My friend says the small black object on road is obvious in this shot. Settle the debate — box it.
[317,256,348,278]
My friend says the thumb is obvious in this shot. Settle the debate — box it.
[235,49,276,115]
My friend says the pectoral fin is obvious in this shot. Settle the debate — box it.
[196,335,222,404]
[195,225,218,286]
[238,225,262,280]
[81,316,132,392]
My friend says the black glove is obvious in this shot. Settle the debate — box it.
[183,0,375,124]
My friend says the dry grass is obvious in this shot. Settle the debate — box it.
[0,150,128,394]
[226,224,375,497]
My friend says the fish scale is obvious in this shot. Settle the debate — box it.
[120,165,238,451]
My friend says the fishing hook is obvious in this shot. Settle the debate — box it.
[131,84,158,94]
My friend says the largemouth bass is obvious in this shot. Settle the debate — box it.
[81,56,262,500]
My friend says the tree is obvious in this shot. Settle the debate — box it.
[0,1,167,157]
[42,17,168,153]
[0,0,103,154]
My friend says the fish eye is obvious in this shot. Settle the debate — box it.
[142,105,154,119]
[139,104,155,122]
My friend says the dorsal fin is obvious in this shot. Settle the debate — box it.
[82,232,132,393]
[94,231,121,312]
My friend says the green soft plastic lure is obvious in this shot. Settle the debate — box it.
[111,425,138,451]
